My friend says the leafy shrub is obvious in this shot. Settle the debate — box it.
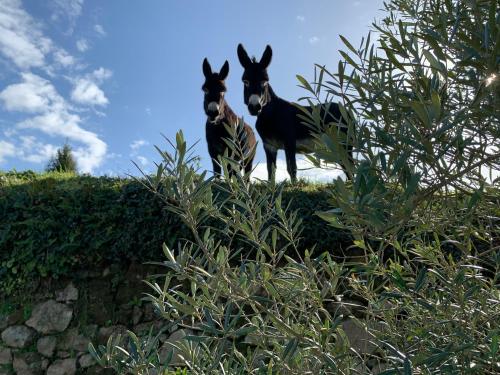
[0,171,189,295]
[91,131,362,374]
[0,171,349,296]
[90,0,500,373]
[89,131,499,374]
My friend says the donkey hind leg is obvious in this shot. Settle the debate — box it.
[264,143,278,181]
[284,145,298,183]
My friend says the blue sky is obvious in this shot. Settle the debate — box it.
[0,0,384,179]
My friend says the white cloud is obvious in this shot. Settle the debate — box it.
[0,0,50,69]
[71,78,108,106]
[53,48,75,67]
[1,72,107,173]
[0,73,58,113]
[0,0,109,173]
[50,0,84,20]
[94,24,106,37]
[0,0,76,71]
[145,107,151,116]
[76,38,89,52]
[130,140,150,168]
[3,127,17,137]
[296,15,305,22]
[49,0,84,35]
[18,135,58,163]
[130,139,148,151]
[18,110,106,173]
[70,67,112,107]
[106,152,122,159]
[91,67,112,82]
[0,136,58,165]
[136,156,149,167]
[0,140,16,163]
[251,157,343,182]
[309,36,320,45]
[0,0,111,173]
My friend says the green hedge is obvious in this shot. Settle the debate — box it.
[0,171,350,294]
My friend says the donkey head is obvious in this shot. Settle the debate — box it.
[202,58,229,123]
[237,44,272,116]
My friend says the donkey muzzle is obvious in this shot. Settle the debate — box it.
[248,94,262,115]
[207,102,220,120]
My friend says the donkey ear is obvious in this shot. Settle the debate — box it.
[202,58,212,77]
[219,60,229,80]
[237,44,251,68]
[259,45,272,68]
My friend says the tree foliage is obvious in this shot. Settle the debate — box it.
[300,0,499,236]
[46,143,78,173]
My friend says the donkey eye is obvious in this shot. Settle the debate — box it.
[243,80,249,87]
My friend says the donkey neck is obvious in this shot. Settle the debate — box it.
[265,84,279,104]
[222,100,238,125]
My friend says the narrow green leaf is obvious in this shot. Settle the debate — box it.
[423,49,446,72]
[339,51,360,70]
[296,75,313,93]
[340,35,357,55]
[414,268,427,293]
[162,243,175,263]
[315,211,345,229]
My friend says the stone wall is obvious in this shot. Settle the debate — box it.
[0,262,180,375]
[1,262,389,374]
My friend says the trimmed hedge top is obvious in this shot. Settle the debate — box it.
[0,171,350,294]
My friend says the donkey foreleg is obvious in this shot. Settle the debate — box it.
[264,143,278,181]
[284,144,297,183]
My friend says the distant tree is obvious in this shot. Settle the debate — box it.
[46,144,78,173]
